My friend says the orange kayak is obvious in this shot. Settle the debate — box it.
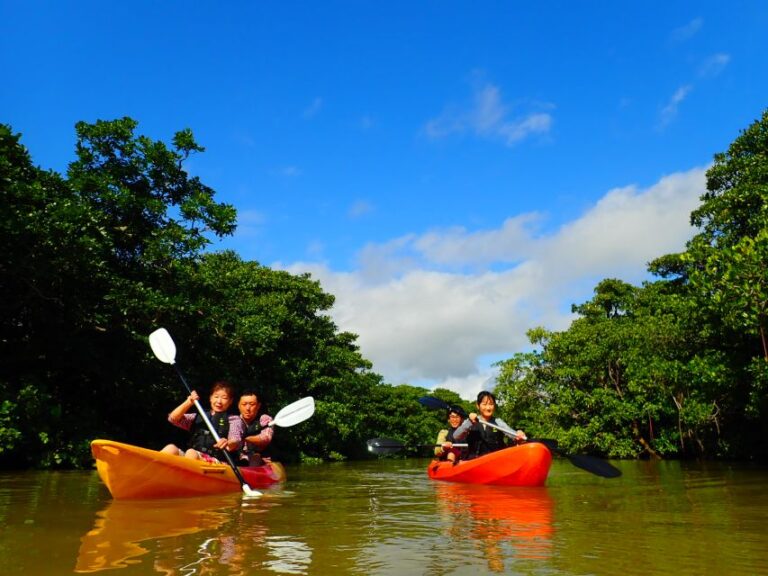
[427,442,552,486]
[91,439,286,499]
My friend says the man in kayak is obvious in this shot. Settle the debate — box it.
[160,380,244,463]
[453,391,526,459]
[237,389,274,466]
[434,405,467,463]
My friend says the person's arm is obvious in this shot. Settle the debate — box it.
[452,418,473,441]
[434,429,449,456]
[167,392,198,430]
[225,416,244,452]
[244,414,274,450]
[494,417,526,441]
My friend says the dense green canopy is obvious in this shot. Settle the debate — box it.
[494,110,768,460]
[2,110,767,468]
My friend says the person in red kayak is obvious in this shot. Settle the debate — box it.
[434,405,467,463]
[236,389,274,466]
[160,380,244,463]
[453,390,526,459]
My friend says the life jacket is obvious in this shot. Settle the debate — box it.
[189,411,230,456]
[467,418,506,458]
[445,426,468,460]
[241,417,271,459]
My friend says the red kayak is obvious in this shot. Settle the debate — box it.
[427,442,552,486]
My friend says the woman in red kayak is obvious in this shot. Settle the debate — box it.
[453,391,526,459]
[160,380,244,463]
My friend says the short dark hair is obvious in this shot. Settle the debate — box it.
[239,389,261,400]
[447,405,467,418]
[476,390,496,405]
[210,380,234,398]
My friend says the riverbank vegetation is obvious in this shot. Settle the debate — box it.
[2,110,766,468]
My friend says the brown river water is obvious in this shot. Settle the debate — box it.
[1,457,766,575]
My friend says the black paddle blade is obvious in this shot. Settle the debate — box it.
[565,453,622,478]
[529,439,621,478]
[366,438,405,455]
[418,396,450,410]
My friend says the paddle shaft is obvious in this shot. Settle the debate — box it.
[469,416,526,440]
[171,364,255,492]
[366,438,467,453]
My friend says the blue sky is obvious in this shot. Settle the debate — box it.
[3,2,767,399]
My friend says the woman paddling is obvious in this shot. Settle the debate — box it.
[453,391,526,459]
[160,380,244,463]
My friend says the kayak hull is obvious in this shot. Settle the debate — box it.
[91,439,286,499]
[427,442,552,486]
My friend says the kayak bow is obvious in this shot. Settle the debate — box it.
[427,442,552,486]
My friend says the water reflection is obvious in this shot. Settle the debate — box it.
[433,482,554,573]
[74,493,316,575]
[74,495,236,573]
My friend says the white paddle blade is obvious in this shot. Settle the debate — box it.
[148,328,177,365]
[242,485,262,497]
[271,397,315,428]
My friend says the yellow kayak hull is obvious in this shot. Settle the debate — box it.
[91,439,286,499]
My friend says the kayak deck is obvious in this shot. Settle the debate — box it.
[92,439,286,499]
[427,442,552,486]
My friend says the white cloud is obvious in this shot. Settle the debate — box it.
[699,53,731,78]
[348,199,374,219]
[233,209,266,239]
[280,167,706,400]
[278,165,302,177]
[670,17,703,43]
[303,97,323,118]
[424,82,553,146]
[658,85,692,128]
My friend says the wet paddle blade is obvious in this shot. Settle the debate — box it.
[417,396,450,410]
[271,397,315,428]
[149,328,177,365]
[242,484,263,497]
[565,453,622,478]
[530,439,622,478]
[366,438,405,455]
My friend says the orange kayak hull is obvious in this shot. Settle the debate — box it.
[91,439,286,499]
[427,442,552,486]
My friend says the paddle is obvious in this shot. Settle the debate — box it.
[367,437,467,455]
[473,415,621,479]
[418,395,465,412]
[148,327,262,498]
[418,395,621,479]
[269,396,315,429]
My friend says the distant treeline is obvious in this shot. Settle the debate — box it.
[1,111,766,469]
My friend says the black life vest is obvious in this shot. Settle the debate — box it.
[189,411,230,456]
[467,418,506,458]
[242,417,270,458]
[446,426,468,459]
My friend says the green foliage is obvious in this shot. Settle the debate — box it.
[4,109,768,468]
[494,110,768,461]
[0,119,398,468]
[686,109,768,361]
